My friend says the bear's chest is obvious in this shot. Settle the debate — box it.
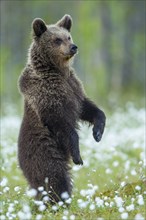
[41,75,84,122]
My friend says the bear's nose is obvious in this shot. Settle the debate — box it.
[70,44,78,54]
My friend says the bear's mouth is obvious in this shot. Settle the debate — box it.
[63,51,78,60]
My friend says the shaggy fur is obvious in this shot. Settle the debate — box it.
[18,15,106,203]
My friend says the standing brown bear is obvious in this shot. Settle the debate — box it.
[18,14,106,203]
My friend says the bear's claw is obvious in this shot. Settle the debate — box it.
[93,130,102,142]
[73,156,83,165]
[93,121,105,142]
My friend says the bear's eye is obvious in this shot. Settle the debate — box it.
[68,36,71,41]
[54,38,63,45]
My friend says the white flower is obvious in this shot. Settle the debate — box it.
[38,186,44,192]
[52,205,58,211]
[58,201,64,206]
[105,202,109,207]
[65,198,72,204]
[119,207,125,213]
[105,168,112,174]
[39,204,46,212]
[0,215,6,220]
[78,200,88,208]
[134,213,144,220]
[0,178,8,187]
[8,206,14,213]
[126,204,134,212]
[137,195,144,205]
[138,161,143,165]
[62,216,68,220]
[114,196,124,208]
[87,183,93,188]
[45,177,48,183]
[135,185,141,191]
[121,212,128,219]
[34,201,43,206]
[113,161,119,167]
[131,198,135,202]
[14,186,21,192]
[109,201,114,207]
[36,214,42,220]
[17,211,26,220]
[120,182,126,187]
[61,192,69,199]
[80,189,86,197]
[95,197,104,207]
[63,210,69,215]
[25,213,32,220]
[70,214,75,220]
[26,188,37,197]
[42,191,47,195]
[131,169,137,176]
[43,196,49,202]
[89,204,95,210]
[3,187,9,193]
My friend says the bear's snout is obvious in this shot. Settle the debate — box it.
[70,44,78,55]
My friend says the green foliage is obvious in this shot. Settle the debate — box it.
[1,106,145,219]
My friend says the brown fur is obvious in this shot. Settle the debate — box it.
[18,15,106,203]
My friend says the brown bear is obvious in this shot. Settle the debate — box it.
[18,14,106,203]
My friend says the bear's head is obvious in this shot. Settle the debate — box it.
[29,15,78,72]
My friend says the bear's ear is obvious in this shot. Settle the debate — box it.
[56,14,72,32]
[32,18,47,37]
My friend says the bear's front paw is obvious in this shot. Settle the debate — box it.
[93,124,104,142]
[93,113,106,142]
[73,155,83,165]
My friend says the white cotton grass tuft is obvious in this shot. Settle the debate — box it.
[135,185,141,191]
[89,203,95,210]
[114,196,124,208]
[105,168,112,174]
[14,186,21,192]
[1,105,145,219]
[77,199,88,208]
[38,204,46,212]
[43,196,50,202]
[65,197,72,204]
[52,205,58,211]
[119,207,125,213]
[61,191,69,200]
[121,212,128,219]
[17,204,32,220]
[131,169,137,176]
[36,214,42,220]
[95,197,104,208]
[70,215,75,220]
[126,204,134,212]
[62,216,68,220]
[38,186,44,192]
[58,201,64,206]
[137,195,144,205]
[113,161,119,167]
[120,182,126,187]
[0,215,6,220]
[134,214,144,220]
[63,210,69,216]
[26,188,37,197]
[3,186,9,193]
[0,177,8,187]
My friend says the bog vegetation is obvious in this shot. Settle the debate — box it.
[1,104,145,220]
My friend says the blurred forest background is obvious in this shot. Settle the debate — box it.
[0,0,145,114]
